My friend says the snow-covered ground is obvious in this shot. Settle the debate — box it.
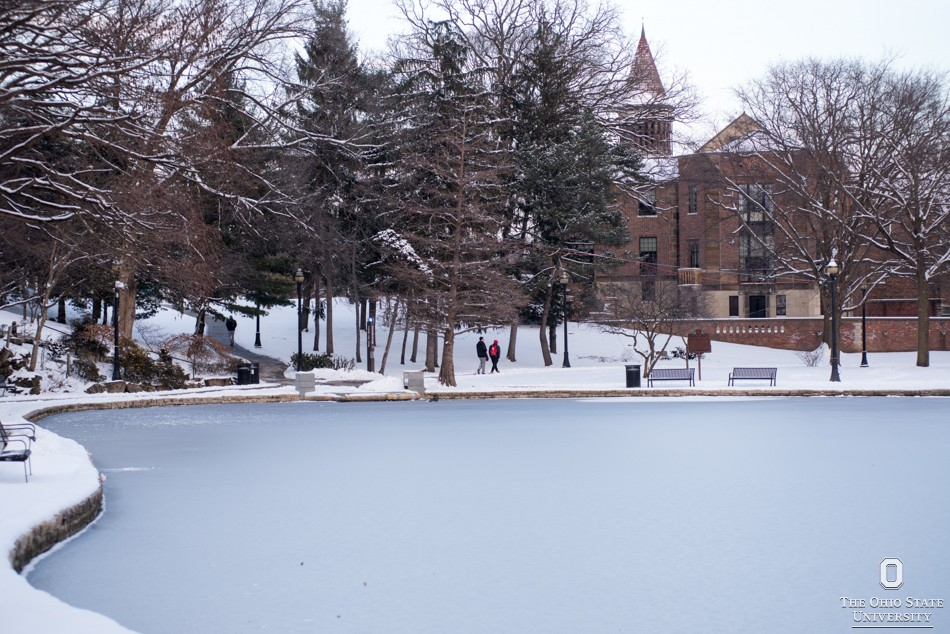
[1,301,949,633]
[141,299,950,392]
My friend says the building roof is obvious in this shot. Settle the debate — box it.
[629,26,665,99]
[698,113,763,152]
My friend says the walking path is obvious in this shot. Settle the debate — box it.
[203,316,292,385]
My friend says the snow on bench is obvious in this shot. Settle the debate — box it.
[728,367,777,386]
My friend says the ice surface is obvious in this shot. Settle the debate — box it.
[29,399,950,634]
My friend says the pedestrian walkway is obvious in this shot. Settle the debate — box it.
[204,316,292,385]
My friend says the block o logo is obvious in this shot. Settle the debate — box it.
[880,558,903,590]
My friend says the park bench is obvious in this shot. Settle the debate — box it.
[728,367,778,386]
[647,367,695,387]
[0,421,35,482]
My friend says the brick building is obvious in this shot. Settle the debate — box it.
[603,30,949,324]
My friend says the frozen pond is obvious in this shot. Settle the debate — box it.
[29,398,950,633]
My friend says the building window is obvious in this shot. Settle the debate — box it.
[638,188,657,216]
[688,185,698,215]
[729,295,739,317]
[689,240,700,268]
[739,234,771,274]
[748,295,768,318]
[639,237,658,276]
[776,294,787,316]
[739,184,773,222]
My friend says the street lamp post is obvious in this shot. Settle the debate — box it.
[295,268,304,372]
[860,286,869,367]
[560,270,571,368]
[112,280,125,380]
[254,301,262,348]
[827,260,841,382]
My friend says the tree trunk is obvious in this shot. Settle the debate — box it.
[380,302,399,374]
[302,280,312,333]
[506,322,518,362]
[354,291,362,363]
[360,298,367,331]
[325,272,334,355]
[194,307,206,336]
[367,298,376,372]
[92,297,102,322]
[549,321,557,354]
[312,273,320,351]
[916,266,930,367]
[411,324,420,363]
[28,289,54,372]
[425,327,437,372]
[400,308,410,365]
[538,284,553,366]
[118,264,136,340]
[438,326,457,386]
[57,297,67,324]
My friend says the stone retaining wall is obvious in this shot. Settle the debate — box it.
[9,484,103,573]
[431,388,950,399]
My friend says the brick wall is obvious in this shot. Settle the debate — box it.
[668,317,950,352]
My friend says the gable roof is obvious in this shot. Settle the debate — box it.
[698,113,763,152]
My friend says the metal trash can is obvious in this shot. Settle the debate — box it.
[249,362,260,384]
[236,363,251,385]
[624,364,641,388]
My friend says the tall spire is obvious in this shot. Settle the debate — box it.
[631,26,665,97]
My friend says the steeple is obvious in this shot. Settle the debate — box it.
[623,25,672,156]
[631,26,665,98]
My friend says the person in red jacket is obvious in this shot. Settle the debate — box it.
[488,339,501,373]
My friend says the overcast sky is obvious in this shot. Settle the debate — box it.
[343,0,947,133]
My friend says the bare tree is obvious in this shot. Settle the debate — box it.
[855,68,950,367]
[725,60,893,344]
[598,283,706,378]
[735,60,950,366]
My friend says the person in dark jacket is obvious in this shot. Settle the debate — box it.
[488,339,501,373]
[225,315,237,347]
[476,337,488,374]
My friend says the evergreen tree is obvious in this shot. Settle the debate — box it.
[383,20,522,386]
[507,17,637,364]
[289,0,381,359]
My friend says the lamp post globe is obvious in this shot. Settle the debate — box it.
[827,260,841,382]
[560,270,571,369]
[294,268,305,372]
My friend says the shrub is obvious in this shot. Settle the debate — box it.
[119,339,158,383]
[669,346,703,361]
[796,346,825,367]
[74,359,103,382]
[64,320,111,361]
[290,352,355,372]
[156,362,189,390]
[162,334,240,377]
